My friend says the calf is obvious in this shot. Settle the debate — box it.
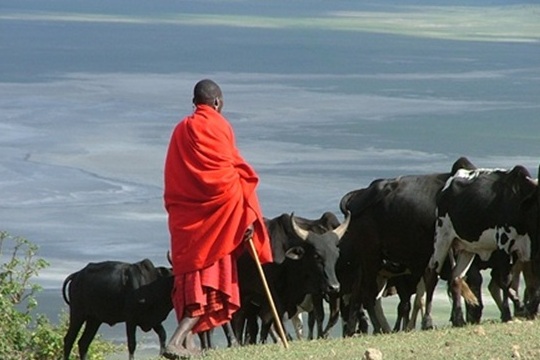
[234,211,349,344]
[62,258,173,360]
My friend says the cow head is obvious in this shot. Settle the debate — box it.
[286,212,351,294]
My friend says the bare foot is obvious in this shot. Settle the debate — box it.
[163,344,201,360]
[184,332,200,353]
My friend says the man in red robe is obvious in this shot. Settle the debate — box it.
[163,79,272,358]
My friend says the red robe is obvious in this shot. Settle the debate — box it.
[164,104,272,331]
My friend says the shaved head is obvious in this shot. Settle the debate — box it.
[193,79,223,106]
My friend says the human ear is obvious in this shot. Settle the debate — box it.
[213,98,220,109]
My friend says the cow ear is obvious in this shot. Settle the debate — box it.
[451,156,476,174]
[285,246,305,260]
[509,166,536,196]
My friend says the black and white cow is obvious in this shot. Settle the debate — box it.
[337,157,478,335]
[233,211,349,344]
[424,165,540,328]
[62,259,173,360]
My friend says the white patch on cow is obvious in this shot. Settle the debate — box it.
[430,212,457,273]
[442,168,506,192]
[454,226,531,262]
[432,213,532,273]
[497,227,531,261]
[454,227,499,261]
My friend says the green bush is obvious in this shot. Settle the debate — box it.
[0,231,120,360]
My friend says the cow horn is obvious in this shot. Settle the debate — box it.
[332,211,351,240]
[291,213,309,241]
[167,250,172,265]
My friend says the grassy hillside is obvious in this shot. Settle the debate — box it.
[199,319,540,360]
[105,289,535,359]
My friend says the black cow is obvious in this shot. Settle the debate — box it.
[62,258,173,360]
[337,157,477,335]
[424,165,540,328]
[233,211,349,344]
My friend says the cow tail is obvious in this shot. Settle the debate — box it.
[459,278,479,306]
[62,273,76,305]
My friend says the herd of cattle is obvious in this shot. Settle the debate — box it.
[61,156,540,359]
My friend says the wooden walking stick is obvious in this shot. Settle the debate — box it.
[247,238,290,349]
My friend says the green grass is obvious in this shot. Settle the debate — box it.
[199,319,540,360]
[106,289,535,359]
[128,318,540,360]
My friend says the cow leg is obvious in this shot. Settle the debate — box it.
[488,275,504,313]
[345,281,362,337]
[450,278,466,327]
[506,262,526,318]
[63,314,84,360]
[313,297,324,339]
[259,319,272,343]
[369,276,391,334]
[271,323,282,342]
[368,298,391,334]
[449,252,476,327]
[339,294,351,337]
[307,310,315,340]
[392,278,413,332]
[500,287,513,322]
[374,300,390,333]
[492,265,513,322]
[245,312,259,344]
[357,305,370,334]
[522,261,540,318]
[464,264,483,324]
[407,279,425,331]
[498,280,513,323]
[488,271,523,319]
[509,261,526,317]
[221,322,239,347]
[77,318,101,360]
[506,262,526,319]
[126,321,138,360]
[345,300,359,337]
[395,296,411,332]
[152,324,167,355]
[322,293,340,338]
[341,293,369,337]
[290,311,304,340]
[230,310,244,345]
[393,304,403,332]
[422,267,439,330]
[312,294,325,339]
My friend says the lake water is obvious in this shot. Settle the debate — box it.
[1,0,539,356]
